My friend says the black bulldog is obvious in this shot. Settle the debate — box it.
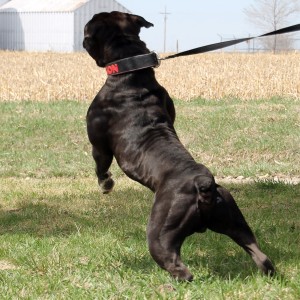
[83,11,274,281]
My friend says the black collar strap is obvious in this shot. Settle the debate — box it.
[105,52,160,75]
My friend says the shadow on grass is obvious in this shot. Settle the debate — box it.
[0,202,95,236]
[0,182,299,280]
[0,187,150,237]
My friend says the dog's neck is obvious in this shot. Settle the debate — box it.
[103,65,160,95]
[101,35,151,67]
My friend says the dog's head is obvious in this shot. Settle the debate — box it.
[83,11,153,67]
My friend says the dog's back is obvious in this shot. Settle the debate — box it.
[87,67,207,191]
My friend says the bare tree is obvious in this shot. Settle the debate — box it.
[244,0,300,52]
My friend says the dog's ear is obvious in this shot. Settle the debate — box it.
[110,11,153,35]
[130,14,154,29]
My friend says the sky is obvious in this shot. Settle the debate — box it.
[118,0,300,53]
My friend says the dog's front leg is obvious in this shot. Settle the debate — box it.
[92,146,114,194]
[147,194,194,281]
[208,185,275,276]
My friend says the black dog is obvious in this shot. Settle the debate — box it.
[83,11,274,281]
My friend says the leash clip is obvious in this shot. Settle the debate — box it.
[153,51,161,68]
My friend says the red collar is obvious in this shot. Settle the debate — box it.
[105,52,160,75]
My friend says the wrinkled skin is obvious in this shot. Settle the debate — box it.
[83,11,275,281]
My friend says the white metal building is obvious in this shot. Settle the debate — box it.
[0,0,130,52]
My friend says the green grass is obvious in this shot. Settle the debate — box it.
[0,101,91,178]
[0,98,299,178]
[175,97,299,177]
[0,99,299,299]
[0,178,299,299]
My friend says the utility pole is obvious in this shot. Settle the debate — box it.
[160,7,171,53]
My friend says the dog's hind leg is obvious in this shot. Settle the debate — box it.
[208,185,275,276]
[147,194,195,281]
[147,227,193,281]
[92,146,115,194]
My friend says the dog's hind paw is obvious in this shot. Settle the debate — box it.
[171,267,193,282]
[98,172,115,194]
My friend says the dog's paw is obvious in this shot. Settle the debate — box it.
[171,266,193,282]
[101,178,115,194]
[98,172,115,194]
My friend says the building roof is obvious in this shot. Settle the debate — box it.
[0,0,90,12]
[0,0,9,6]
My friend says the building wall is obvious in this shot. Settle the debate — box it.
[0,10,24,50]
[0,11,74,51]
[0,0,130,52]
[25,12,74,52]
[74,1,96,52]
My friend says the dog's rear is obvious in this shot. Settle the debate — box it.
[83,11,274,281]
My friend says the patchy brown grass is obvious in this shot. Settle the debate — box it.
[1,51,300,101]
[0,260,18,270]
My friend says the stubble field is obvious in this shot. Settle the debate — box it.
[1,51,300,101]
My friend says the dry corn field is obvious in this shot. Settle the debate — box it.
[1,51,300,101]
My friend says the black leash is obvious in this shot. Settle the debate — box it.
[162,23,300,60]
[105,23,300,76]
